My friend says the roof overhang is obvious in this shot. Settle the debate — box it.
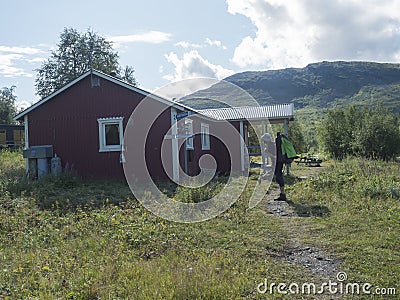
[196,103,295,123]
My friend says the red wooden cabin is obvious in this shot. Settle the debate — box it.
[14,70,294,182]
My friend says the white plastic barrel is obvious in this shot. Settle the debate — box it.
[51,155,62,175]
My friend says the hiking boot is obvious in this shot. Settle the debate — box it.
[274,193,287,201]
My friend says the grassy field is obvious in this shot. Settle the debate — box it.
[0,150,399,299]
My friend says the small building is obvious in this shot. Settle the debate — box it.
[0,124,24,149]
[14,70,294,181]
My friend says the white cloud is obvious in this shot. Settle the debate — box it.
[0,45,45,77]
[153,77,219,101]
[26,57,46,63]
[174,41,202,48]
[0,64,33,78]
[226,0,400,69]
[175,38,227,50]
[205,38,227,50]
[0,53,24,65]
[110,31,172,47]
[0,46,43,55]
[0,53,34,77]
[163,50,234,82]
[16,100,32,111]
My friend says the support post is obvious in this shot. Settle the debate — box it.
[184,126,188,175]
[261,120,265,170]
[239,121,245,175]
[283,119,289,137]
[170,108,179,182]
[24,115,29,177]
[283,119,290,175]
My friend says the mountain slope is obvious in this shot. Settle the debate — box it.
[180,61,400,111]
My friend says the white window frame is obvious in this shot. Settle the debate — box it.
[185,119,194,150]
[97,117,124,152]
[201,123,210,150]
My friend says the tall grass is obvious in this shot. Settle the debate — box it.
[0,151,399,299]
[287,158,400,293]
[0,152,293,299]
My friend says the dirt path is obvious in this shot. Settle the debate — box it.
[263,166,341,282]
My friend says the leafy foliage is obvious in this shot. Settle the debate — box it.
[270,120,306,154]
[0,86,18,124]
[287,120,306,154]
[319,104,400,159]
[174,179,225,203]
[35,28,138,99]
[294,108,325,153]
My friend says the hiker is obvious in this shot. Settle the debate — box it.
[275,132,287,201]
[274,132,297,201]
[261,133,273,166]
[257,133,274,183]
[258,132,297,202]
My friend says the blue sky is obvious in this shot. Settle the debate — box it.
[1,0,400,108]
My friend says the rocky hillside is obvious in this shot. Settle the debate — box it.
[180,61,400,113]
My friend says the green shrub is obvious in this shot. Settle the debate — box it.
[174,178,225,203]
[319,103,400,160]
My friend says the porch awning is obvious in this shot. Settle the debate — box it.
[196,103,294,122]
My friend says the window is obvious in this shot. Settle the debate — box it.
[185,119,194,150]
[0,130,6,146]
[97,117,124,152]
[13,129,24,147]
[201,123,210,150]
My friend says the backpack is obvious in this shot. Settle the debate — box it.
[279,134,298,164]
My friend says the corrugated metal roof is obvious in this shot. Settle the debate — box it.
[196,103,294,121]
